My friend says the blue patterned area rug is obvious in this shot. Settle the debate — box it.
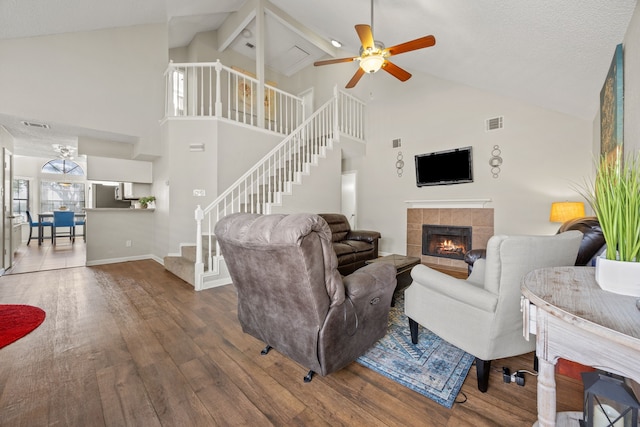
[356,294,474,409]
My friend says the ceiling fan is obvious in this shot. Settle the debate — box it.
[313,0,436,88]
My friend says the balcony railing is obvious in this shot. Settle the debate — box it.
[164,60,304,135]
[193,87,366,289]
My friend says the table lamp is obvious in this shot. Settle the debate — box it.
[549,201,585,223]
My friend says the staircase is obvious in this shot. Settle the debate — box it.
[163,88,365,290]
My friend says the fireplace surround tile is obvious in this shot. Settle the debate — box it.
[406,208,494,270]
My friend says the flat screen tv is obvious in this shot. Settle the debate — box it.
[415,146,473,187]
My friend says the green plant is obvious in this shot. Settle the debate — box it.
[580,153,640,262]
[138,196,156,207]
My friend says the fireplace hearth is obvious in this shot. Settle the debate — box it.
[422,225,472,260]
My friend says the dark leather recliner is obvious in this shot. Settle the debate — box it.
[464,216,605,273]
[214,213,396,381]
[318,213,380,275]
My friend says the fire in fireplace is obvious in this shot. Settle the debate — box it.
[422,224,472,260]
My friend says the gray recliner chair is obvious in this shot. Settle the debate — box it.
[405,231,583,392]
[214,212,397,381]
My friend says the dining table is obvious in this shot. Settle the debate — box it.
[38,211,86,245]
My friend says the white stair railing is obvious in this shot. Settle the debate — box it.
[192,87,365,289]
[337,90,366,141]
[165,60,304,135]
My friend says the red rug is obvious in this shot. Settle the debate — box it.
[0,305,46,349]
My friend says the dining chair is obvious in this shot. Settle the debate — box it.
[74,215,86,242]
[52,211,76,245]
[26,211,52,245]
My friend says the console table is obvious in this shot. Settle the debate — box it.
[521,266,640,427]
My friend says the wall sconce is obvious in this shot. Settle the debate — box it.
[489,145,502,178]
[395,151,404,177]
[580,371,640,427]
[549,201,585,223]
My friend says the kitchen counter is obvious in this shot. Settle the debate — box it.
[85,208,155,212]
[85,208,155,265]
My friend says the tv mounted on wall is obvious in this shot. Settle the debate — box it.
[415,146,473,187]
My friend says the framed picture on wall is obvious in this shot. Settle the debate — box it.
[600,43,624,166]
[231,66,277,118]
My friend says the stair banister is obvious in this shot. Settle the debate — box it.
[214,60,222,117]
[193,93,338,288]
[195,205,204,286]
[191,86,365,289]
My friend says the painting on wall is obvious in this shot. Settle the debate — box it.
[600,43,624,166]
[231,66,277,118]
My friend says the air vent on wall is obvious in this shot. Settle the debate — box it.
[485,116,504,131]
[21,120,50,129]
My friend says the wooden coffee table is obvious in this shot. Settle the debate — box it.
[366,254,421,305]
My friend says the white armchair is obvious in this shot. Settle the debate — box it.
[404,231,583,392]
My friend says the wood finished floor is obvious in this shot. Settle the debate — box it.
[0,260,583,426]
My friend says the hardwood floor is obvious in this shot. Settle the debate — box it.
[0,260,583,426]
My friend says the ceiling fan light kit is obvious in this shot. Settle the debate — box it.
[360,54,385,73]
[313,1,435,88]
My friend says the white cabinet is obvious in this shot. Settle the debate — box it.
[115,183,152,200]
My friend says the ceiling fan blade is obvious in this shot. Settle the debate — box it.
[382,61,412,82]
[345,68,366,89]
[385,35,436,57]
[314,57,357,66]
[355,24,375,50]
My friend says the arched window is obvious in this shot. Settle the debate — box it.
[40,159,85,212]
[41,159,84,176]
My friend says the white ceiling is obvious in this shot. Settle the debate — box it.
[0,0,637,156]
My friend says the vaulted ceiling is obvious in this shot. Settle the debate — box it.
[0,0,637,156]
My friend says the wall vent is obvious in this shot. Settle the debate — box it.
[21,120,49,129]
[485,116,504,131]
[392,138,401,148]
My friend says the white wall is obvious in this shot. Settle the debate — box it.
[338,72,593,255]
[169,30,298,96]
[161,119,283,251]
[270,142,342,215]
[85,209,154,264]
[0,24,168,159]
[0,127,14,152]
[217,122,284,191]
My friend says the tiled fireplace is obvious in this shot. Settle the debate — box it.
[422,224,472,260]
[407,207,494,270]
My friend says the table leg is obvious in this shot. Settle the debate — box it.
[536,358,557,427]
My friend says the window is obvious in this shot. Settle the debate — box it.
[40,181,85,213]
[42,159,84,175]
[171,69,185,115]
[12,178,29,221]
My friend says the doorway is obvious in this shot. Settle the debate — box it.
[2,148,13,272]
[298,88,314,120]
[341,171,357,229]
